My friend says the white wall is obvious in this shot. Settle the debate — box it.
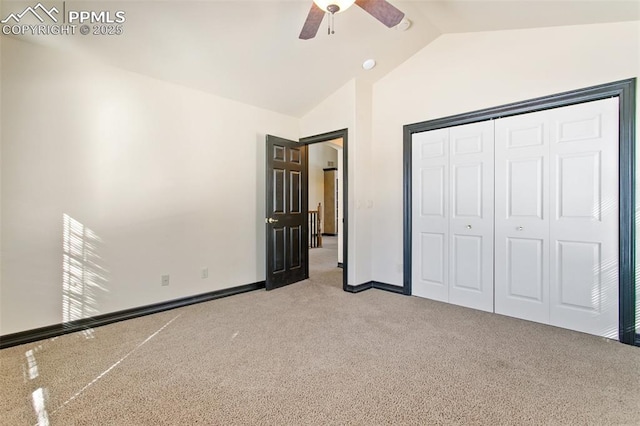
[300,79,373,285]
[371,20,640,308]
[308,144,324,212]
[354,80,373,284]
[0,38,299,335]
[308,143,338,212]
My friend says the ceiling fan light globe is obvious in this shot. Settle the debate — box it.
[313,0,356,14]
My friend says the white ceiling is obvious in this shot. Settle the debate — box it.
[2,0,639,117]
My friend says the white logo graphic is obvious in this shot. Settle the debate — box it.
[2,2,126,37]
[1,2,59,24]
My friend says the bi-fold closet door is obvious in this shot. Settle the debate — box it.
[412,98,619,339]
[411,121,495,313]
[494,99,619,338]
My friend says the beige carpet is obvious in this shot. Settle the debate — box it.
[1,239,639,425]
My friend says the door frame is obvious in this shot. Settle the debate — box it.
[402,78,637,346]
[300,128,349,292]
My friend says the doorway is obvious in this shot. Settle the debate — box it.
[301,129,349,291]
[307,138,343,288]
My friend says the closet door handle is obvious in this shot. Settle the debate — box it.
[517,226,523,231]
[466,225,472,229]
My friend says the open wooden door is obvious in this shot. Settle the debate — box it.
[265,135,308,290]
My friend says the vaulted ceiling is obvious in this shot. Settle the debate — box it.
[2,0,639,117]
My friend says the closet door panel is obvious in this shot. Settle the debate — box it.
[507,237,545,302]
[495,111,550,323]
[412,128,449,301]
[549,98,619,338]
[508,157,544,219]
[449,122,494,312]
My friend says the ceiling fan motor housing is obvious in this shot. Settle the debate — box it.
[313,0,356,14]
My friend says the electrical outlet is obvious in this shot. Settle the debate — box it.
[161,275,170,286]
[201,268,208,279]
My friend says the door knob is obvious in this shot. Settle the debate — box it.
[466,225,472,229]
[266,218,279,224]
[517,226,523,231]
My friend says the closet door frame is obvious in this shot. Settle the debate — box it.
[402,78,637,346]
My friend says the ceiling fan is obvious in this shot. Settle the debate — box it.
[299,0,405,40]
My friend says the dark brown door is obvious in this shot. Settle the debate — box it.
[265,135,308,290]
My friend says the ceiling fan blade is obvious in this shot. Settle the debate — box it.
[355,0,404,28]
[299,3,325,40]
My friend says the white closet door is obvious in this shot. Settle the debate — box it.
[412,128,449,301]
[448,122,494,312]
[549,98,619,338]
[413,98,619,339]
[494,110,551,324]
[495,98,619,338]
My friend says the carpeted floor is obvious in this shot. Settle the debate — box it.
[309,235,340,274]
[1,237,639,425]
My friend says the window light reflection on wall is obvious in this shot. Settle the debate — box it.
[62,214,109,326]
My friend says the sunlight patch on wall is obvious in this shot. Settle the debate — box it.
[62,214,109,326]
